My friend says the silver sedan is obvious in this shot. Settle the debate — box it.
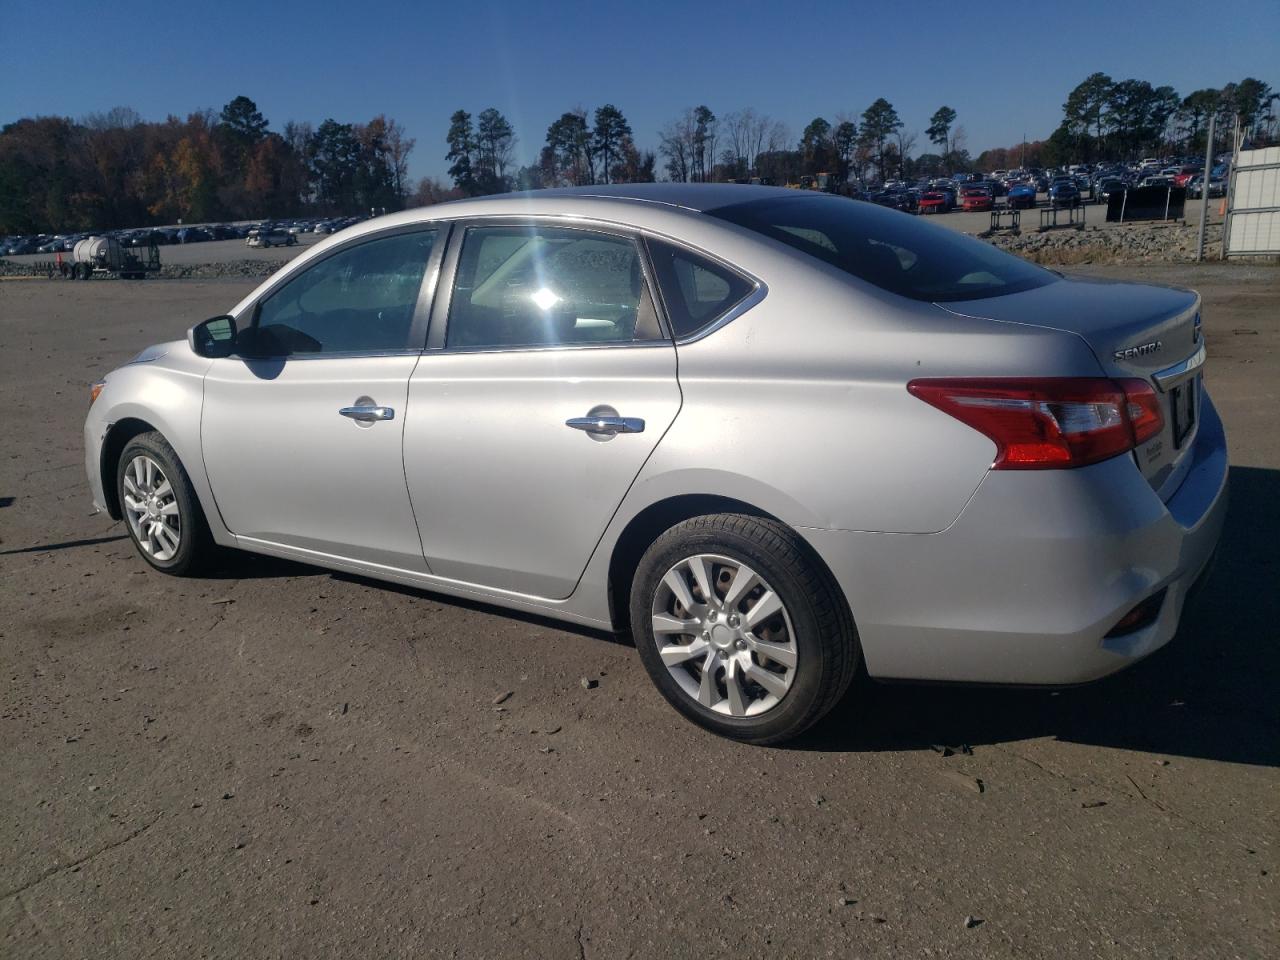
[84,185,1228,743]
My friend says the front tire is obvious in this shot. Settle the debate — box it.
[117,431,214,576]
[630,514,858,744]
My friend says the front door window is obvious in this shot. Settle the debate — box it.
[251,230,437,356]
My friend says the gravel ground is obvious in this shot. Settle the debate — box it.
[1,266,1277,959]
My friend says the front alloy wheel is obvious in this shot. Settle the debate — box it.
[122,455,181,561]
[116,430,214,576]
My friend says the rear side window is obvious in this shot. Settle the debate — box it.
[709,195,1054,303]
[447,225,662,349]
[646,239,754,339]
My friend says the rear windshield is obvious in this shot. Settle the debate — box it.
[709,195,1055,303]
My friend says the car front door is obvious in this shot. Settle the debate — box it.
[403,221,681,599]
[201,226,443,571]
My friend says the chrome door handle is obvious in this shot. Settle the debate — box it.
[340,404,395,422]
[566,415,645,435]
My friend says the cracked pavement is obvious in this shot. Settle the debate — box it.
[1,267,1277,958]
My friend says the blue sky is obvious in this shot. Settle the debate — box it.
[3,0,1276,181]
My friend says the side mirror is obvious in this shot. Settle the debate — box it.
[189,315,237,358]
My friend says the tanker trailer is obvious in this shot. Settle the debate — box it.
[71,234,159,279]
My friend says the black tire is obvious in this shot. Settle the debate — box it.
[630,514,858,745]
[116,431,215,576]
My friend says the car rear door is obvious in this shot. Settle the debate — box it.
[201,226,444,570]
[402,220,681,599]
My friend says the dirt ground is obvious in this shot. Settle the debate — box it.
[1,264,1277,959]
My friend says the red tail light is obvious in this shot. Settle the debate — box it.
[907,377,1164,469]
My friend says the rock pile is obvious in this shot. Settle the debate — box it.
[986,221,1228,264]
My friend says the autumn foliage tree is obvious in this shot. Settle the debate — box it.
[0,95,416,233]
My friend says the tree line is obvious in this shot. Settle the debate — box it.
[0,96,415,234]
[434,103,656,197]
[436,76,1273,199]
[2,75,1274,234]
[433,98,944,195]
[1044,74,1274,164]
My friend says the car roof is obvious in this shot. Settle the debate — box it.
[226,185,841,319]
[310,184,843,253]
[442,183,803,214]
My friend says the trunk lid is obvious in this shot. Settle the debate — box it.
[937,275,1203,498]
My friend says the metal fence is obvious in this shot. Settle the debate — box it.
[1224,146,1280,257]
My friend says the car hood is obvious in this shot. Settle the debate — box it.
[129,342,171,364]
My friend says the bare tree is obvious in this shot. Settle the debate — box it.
[894,128,917,178]
[743,111,787,177]
[659,110,696,182]
[383,117,415,202]
[722,110,750,171]
[82,106,142,131]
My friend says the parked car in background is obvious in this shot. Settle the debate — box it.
[1048,178,1081,207]
[177,227,212,244]
[84,184,1227,744]
[918,189,950,214]
[869,190,917,213]
[932,181,958,206]
[1097,180,1128,206]
[246,225,297,248]
[960,186,993,211]
[127,230,167,247]
[1187,175,1226,199]
[5,237,38,255]
[1007,183,1037,209]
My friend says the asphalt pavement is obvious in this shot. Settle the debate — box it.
[0,264,1276,958]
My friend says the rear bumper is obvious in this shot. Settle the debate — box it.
[802,390,1229,684]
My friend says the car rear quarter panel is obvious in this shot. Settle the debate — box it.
[639,256,1106,536]
[570,248,1108,626]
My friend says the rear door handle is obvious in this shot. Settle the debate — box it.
[340,404,395,422]
[565,415,645,436]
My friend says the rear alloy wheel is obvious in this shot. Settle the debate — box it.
[631,514,858,744]
[117,431,214,576]
[650,554,798,718]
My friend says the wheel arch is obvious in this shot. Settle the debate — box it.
[605,493,849,635]
[100,417,159,520]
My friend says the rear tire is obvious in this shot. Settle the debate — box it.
[116,431,215,576]
[630,514,858,744]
